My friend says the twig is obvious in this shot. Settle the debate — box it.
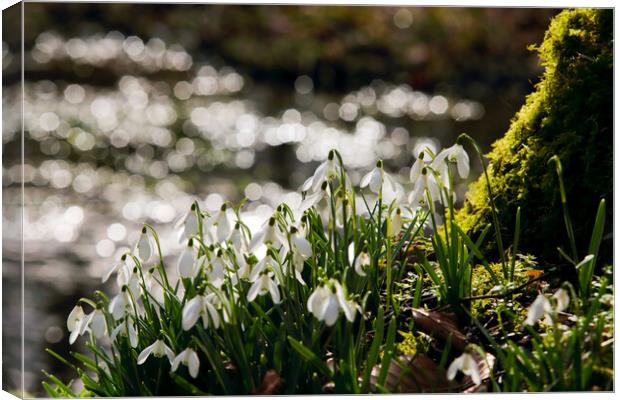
[458,268,560,303]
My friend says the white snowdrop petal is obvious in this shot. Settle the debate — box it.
[171,351,184,372]
[267,278,281,304]
[182,296,203,331]
[102,262,120,283]
[188,350,200,378]
[178,249,195,278]
[293,235,312,258]
[369,169,383,194]
[335,282,355,322]
[323,296,340,326]
[205,301,221,329]
[457,152,470,178]
[447,356,462,380]
[164,346,175,364]
[360,170,373,188]
[128,323,138,348]
[137,343,156,365]
[90,310,107,338]
[247,279,262,302]
[553,288,570,312]
[67,305,84,331]
[137,233,153,262]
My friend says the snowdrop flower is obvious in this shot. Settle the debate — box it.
[137,339,175,365]
[280,227,312,284]
[123,267,142,300]
[409,151,427,183]
[360,161,385,194]
[135,227,153,263]
[102,255,129,284]
[207,203,233,242]
[67,305,89,344]
[171,348,200,378]
[247,271,281,304]
[389,207,403,237]
[299,181,330,213]
[108,288,133,320]
[230,223,250,254]
[526,288,571,326]
[113,257,135,288]
[177,240,201,279]
[307,279,357,326]
[234,251,251,280]
[249,217,284,252]
[182,293,221,330]
[408,167,442,206]
[302,150,338,193]
[355,252,370,277]
[447,352,481,385]
[290,227,312,258]
[250,251,282,282]
[110,317,138,348]
[441,143,470,179]
[205,251,226,288]
[361,161,405,204]
[87,309,107,339]
[524,293,552,326]
[348,243,369,277]
[553,288,570,312]
[175,204,201,243]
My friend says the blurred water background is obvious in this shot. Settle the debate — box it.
[2,4,559,396]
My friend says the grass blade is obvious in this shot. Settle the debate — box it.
[287,336,333,379]
[362,306,384,391]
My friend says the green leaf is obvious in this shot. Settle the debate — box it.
[41,370,76,397]
[588,198,605,264]
[287,336,333,379]
[377,316,397,387]
[46,348,78,372]
[42,381,60,397]
[454,224,498,285]
[70,351,99,372]
[169,372,209,395]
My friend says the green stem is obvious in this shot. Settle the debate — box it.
[459,133,508,280]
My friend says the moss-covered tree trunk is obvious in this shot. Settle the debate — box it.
[456,9,612,264]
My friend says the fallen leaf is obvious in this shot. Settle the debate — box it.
[252,370,284,395]
[411,308,467,351]
[370,354,457,393]
[525,269,544,279]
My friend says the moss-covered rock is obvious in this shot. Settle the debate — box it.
[457,9,612,263]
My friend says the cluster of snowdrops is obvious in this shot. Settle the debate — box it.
[48,136,604,395]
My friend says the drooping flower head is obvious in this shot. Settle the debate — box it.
[137,339,175,365]
[171,348,200,378]
[136,226,153,263]
[302,149,338,193]
[307,279,358,326]
[447,351,481,385]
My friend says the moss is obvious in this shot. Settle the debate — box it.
[395,330,431,357]
[457,9,613,263]
[470,255,539,320]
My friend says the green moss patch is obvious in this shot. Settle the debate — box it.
[457,9,612,262]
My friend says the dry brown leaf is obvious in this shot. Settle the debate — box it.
[252,370,284,395]
[411,308,468,351]
[370,354,458,393]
